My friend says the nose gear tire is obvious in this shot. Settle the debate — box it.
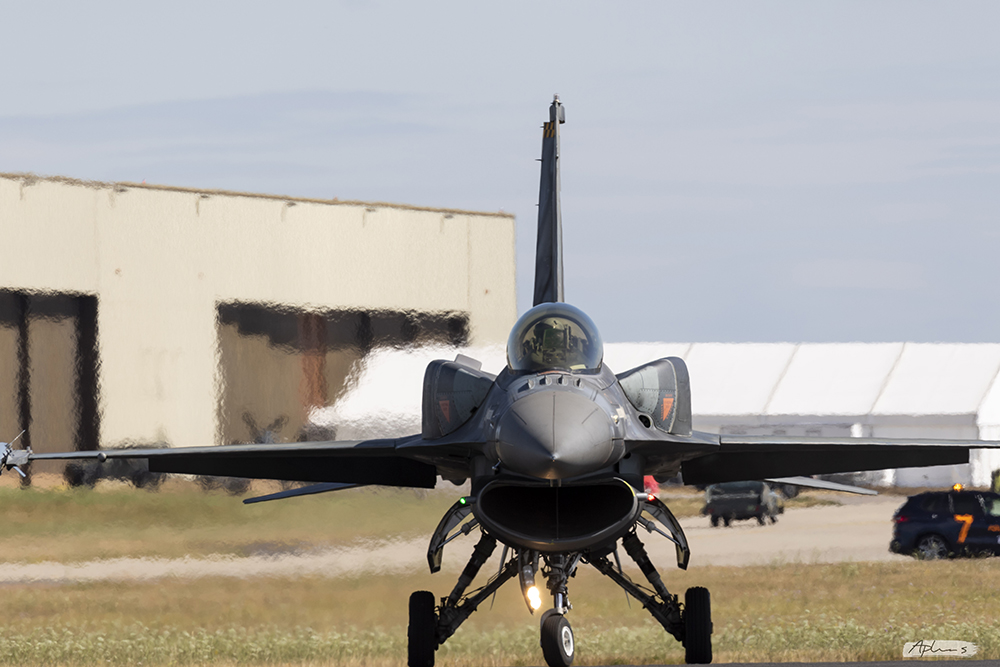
[540,613,575,667]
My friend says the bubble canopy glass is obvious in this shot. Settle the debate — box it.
[506,303,604,373]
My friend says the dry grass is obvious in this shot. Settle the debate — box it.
[2,480,991,665]
[0,481,458,563]
[2,559,998,664]
[0,481,842,565]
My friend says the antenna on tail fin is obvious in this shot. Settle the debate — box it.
[533,95,565,306]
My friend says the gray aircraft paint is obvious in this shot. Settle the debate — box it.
[533,96,565,307]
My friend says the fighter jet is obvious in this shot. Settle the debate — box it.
[3,96,999,667]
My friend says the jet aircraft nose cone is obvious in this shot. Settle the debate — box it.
[496,388,619,479]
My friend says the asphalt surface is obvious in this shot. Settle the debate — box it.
[648,493,907,567]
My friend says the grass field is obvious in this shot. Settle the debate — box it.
[2,560,998,665]
[0,480,456,563]
[3,479,993,665]
[0,480,836,563]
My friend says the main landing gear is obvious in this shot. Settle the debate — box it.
[408,531,518,667]
[408,496,713,667]
[585,530,712,664]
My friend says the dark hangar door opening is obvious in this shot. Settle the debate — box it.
[216,303,469,445]
[0,290,101,484]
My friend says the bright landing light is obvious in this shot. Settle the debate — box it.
[527,585,542,611]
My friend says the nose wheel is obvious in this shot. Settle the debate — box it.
[540,612,575,667]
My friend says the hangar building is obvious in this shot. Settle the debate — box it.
[0,173,516,479]
[4,172,997,489]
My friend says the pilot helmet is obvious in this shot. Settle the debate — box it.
[506,302,603,373]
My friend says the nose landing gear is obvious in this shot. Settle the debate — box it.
[536,552,579,666]
[540,611,575,667]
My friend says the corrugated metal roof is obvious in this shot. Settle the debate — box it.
[872,343,1000,416]
[764,343,903,416]
[976,370,1000,427]
[684,343,798,416]
[604,343,692,374]
[309,345,505,439]
[308,341,1000,431]
[334,345,506,421]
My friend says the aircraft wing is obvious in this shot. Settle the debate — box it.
[678,434,1000,485]
[2,436,482,489]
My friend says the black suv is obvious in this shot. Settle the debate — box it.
[890,489,1000,559]
[702,481,784,527]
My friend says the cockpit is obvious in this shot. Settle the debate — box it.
[506,303,604,373]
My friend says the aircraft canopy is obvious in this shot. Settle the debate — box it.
[507,303,603,373]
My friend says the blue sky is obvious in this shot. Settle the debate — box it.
[2,1,999,342]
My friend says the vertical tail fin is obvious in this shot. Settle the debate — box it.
[533,96,565,306]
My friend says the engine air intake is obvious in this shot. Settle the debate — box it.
[474,478,639,552]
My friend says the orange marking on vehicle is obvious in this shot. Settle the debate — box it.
[954,514,973,543]
[439,400,451,423]
[661,397,674,420]
[989,525,1000,533]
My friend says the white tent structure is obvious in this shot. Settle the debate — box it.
[641,342,1000,488]
[976,377,1000,485]
[312,342,1000,488]
[309,345,507,441]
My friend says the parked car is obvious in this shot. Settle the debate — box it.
[702,481,784,527]
[890,488,1000,559]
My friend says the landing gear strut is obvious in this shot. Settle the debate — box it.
[410,496,713,666]
[407,531,519,667]
[586,529,713,663]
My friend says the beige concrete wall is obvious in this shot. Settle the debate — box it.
[0,174,517,448]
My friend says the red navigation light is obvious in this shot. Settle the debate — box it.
[647,494,656,502]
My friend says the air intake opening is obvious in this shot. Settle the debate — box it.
[475,479,638,551]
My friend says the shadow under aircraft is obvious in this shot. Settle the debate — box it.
[5,96,999,667]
